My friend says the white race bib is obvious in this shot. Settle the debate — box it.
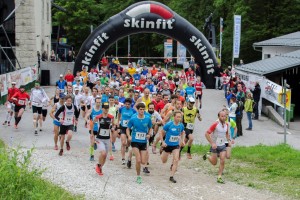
[169,136,179,142]
[216,137,225,146]
[18,100,25,105]
[65,117,73,123]
[196,91,202,95]
[176,81,180,85]
[60,89,65,93]
[99,129,110,137]
[186,123,194,130]
[122,120,129,127]
[187,95,193,98]
[135,132,146,140]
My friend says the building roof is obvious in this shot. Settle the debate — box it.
[253,31,300,47]
[236,50,300,75]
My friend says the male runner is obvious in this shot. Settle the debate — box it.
[3,82,19,126]
[127,103,152,184]
[134,89,151,111]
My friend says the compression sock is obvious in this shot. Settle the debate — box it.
[16,117,22,125]
[90,146,94,156]
[5,112,10,121]
[187,146,191,154]
[7,115,12,123]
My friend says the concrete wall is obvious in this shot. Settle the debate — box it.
[262,46,300,59]
[15,0,52,69]
[40,61,74,85]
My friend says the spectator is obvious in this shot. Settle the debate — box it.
[244,92,254,130]
[42,51,48,61]
[50,50,56,62]
[251,82,261,120]
[213,64,223,89]
[183,59,190,72]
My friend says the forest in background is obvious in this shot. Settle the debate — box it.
[53,0,300,66]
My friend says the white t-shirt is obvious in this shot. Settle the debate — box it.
[229,103,238,118]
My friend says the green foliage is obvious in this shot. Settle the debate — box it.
[0,144,81,200]
[189,143,300,198]
[53,0,300,64]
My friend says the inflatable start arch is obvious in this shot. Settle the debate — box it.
[74,1,218,88]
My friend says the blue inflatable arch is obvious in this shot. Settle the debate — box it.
[74,1,218,88]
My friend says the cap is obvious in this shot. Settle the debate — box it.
[162,76,166,80]
[35,82,40,86]
[19,85,25,88]
[11,81,16,84]
[114,96,119,100]
[60,74,63,77]
[102,102,109,109]
[188,97,195,103]
[125,76,130,80]
[74,87,80,91]
[59,93,66,99]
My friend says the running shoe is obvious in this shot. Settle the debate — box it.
[94,142,97,150]
[54,145,58,150]
[127,160,131,168]
[143,167,150,174]
[96,164,103,176]
[73,126,77,132]
[2,121,7,125]
[122,159,126,165]
[14,124,18,129]
[34,130,38,135]
[112,143,116,152]
[203,152,210,161]
[217,177,225,184]
[109,155,114,161]
[66,141,70,151]
[90,155,95,161]
[169,177,177,183]
[136,176,142,184]
[39,129,42,132]
[187,153,192,159]
[152,145,157,154]
[59,149,63,156]
[7,122,10,126]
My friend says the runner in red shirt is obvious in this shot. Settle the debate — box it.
[152,92,162,109]
[11,85,30,129]
[64,69,74,83]
[155,94,169,113]
[3,82,19,126]
[194,76,205,109]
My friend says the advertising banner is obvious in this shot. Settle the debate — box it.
[0,74,8,97]
[233,15,241,58]
[164,42,172,59]
[7,70,22,88]
[176,42,186,65]
[31,65,38,81]
[20,67,33,85]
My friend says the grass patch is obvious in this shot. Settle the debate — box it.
[184,144,300,199]
[0,140,82,200]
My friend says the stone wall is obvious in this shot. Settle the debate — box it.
[40,61,74,85]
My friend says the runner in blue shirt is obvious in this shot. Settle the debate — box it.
[127,102,152,184]
[85,97,102,161]
[185,82,196,100]
[160,111,185,183]
[118,98,136,165]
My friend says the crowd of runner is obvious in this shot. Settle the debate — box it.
[2,57,261,184]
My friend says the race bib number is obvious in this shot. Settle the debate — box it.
[187,95,193,98]
[216,137,225,146]
[18,100,25,105]
[122,120,129,127]
[176,81,180,85]
[65,117,73,123]
[135,132,146,140]
[169,136,179,142]
[196,91,202,95]
[99,129,110,137]
[60,89,64,93]
[186,123,194,130]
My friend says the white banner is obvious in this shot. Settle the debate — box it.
[20,67,33,85]
[164,42,172,59]
[233,15,241,58]
[7,70,22,88]
[0,74,8,97]
[31,65,38,81]
[176,42,186,65]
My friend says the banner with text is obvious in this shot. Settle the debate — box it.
[233,15,241,58]
[20,67,33,85]
[176,42,186,65]
[164,42,173,59]
[7,70,22,88]
[0,74,8,97]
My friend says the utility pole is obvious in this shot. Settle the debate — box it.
[283,79,287,144]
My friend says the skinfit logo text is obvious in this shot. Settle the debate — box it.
[124,18,175,29]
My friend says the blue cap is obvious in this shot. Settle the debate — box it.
[59,93,66,99]
[114,96,119,100]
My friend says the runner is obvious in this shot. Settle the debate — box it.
[85,97,102,161]
[127,103,152,184]
[56,74,67,94]
[11,85,30,129]
[222,108,237,159]
[181,97,202,159]
[3,82,19,126]
[203,111,234,183]
[108,95,118,159]
[148,103,163,149]
[41,99,50,130]
[160,111,185,183]
[94,102,114,176]
[54,95,80,156]
[80,87,91,119]
[134,88,151,111]
[73,87,83,132]
[117,98,136,165]
[30,82,49,135]
[160,94,178,119]
[185,82,196,100]
[194,76,205,109]
[50,93,65,150]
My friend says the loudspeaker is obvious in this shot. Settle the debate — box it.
[41,70,50,86]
